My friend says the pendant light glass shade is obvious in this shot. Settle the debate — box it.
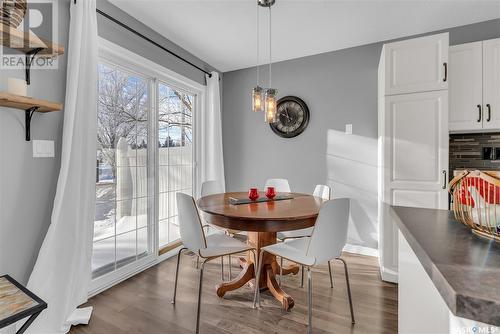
[264,88,277,123]
[252,86,264,112]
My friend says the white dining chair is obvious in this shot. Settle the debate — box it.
[253,198,355,333]
[201,180,224,196]
[264,178,291,192]
[172,193,258,334]
[200,180,242,280]
[277,184,332,287]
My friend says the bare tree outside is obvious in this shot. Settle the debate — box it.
[97,63,148,180]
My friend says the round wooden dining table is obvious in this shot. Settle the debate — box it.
[196,192,324,311]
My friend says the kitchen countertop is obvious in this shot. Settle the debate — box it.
[391,206,500,326]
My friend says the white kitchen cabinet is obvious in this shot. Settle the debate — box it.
[483,38,500,130]
[384,91,449,210]
[449,42,483,132]
[378,33,449,283]
[449,38,500,132]
[384,33,449,95]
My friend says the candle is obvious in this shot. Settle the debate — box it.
[7,78,27,96]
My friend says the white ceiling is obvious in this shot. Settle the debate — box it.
[109,0,500,72]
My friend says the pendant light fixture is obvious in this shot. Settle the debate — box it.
[252,2,263,112]
[251,0,277,123]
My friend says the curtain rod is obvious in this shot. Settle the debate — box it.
[78,3,214,78]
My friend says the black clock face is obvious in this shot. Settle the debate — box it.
[270,96,310,138]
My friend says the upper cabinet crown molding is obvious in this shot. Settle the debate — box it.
[449,38,500,132]
[382,33,449,96]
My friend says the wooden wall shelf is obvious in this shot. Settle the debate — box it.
[0,24,65,84]
[0,24,64,56]
[0,92,62,112]
[0,92,62,141]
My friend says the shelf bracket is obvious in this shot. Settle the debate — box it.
[25,48,43,85]
[25,106,39,141]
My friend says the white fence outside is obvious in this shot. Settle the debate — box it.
[93,138,193,274]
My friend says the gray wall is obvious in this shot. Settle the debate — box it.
[0,0,70,284]
[0,0,218,284]
[222,19,500,251]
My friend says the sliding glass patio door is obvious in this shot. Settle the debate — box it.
[91,40,202,290]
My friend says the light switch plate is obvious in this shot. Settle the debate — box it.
[33,140,55,158]
[345,124,353,135]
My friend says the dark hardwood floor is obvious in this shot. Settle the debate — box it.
[71,252,397,334]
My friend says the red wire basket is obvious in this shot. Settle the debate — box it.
[449,170,500,242]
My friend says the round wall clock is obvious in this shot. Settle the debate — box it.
[270,96,310,138]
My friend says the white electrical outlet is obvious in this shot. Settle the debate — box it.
[33,140,55,158]
[345,124,353,135]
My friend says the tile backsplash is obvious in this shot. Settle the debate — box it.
[449,133,500,177]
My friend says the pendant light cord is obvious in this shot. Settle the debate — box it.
[256,2,260,86]
[269,6,272,88]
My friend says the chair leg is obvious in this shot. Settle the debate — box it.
[307,267,313,334]
[337,258,355,324]
[229,254,232,280]
[196,256,199,269]
[196,260,206,334]
[221,256,224,281]
[279,257,283,286]
[300,265,304,288]
[253,250,265,308]
[328,261,334,288]
[171,247,187,304]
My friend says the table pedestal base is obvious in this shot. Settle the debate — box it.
[215,232,299,311]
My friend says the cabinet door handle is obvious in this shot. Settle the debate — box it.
[443,62,448,82]
[477,104,482,122]
[442,170,447,190]
[487,104,491,122]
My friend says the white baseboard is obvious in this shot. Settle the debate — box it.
[380,266,398,283]
[343,243,379,257]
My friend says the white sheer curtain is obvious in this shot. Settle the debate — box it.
[23,0,98,333]
[200,71,225,192]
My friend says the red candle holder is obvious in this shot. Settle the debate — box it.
[248,188,259,201]
[265,186,276,200]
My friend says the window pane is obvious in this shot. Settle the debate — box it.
[157,82,195,249]
[116,231,137,269]
[168,216,180,244]
[94,202,115,242]
[116,199,136,235]
[92,236,115,278]
[93,61,151,279]
[96,182,115,205]
[137,227,149,257]
[137,198,148,229]
[159,166,169,193]
[159,192,168,221]
[159,219,169,249]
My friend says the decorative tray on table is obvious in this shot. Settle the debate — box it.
[229,195,293,205]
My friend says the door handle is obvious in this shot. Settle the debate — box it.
[442,170,447,190]
[443,63,448,82]
[486,104,491,122]
[477,104,482,122]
